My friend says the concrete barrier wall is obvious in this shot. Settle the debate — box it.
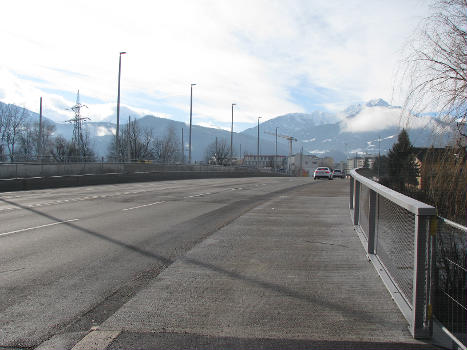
[0,163,276,178]
[0,163,286,192]
[0,163,125,178]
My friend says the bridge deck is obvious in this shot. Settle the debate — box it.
[93,180,436,349]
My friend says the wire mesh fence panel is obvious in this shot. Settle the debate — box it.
[359,184,370,240]
[377,195,416,305]
[434,218,467,346]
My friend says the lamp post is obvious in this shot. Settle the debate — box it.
[116,51,126,161]
[127,115,131,162]
[188,83,196,164]
[378,136,381,179]
[181,128,184,164]
[39,97,43,162]
[230,103,236,165]
[275,127,278,171]
[257,116,262,168]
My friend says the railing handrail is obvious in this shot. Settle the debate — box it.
[438,216,467,232]
[350,169,436,216]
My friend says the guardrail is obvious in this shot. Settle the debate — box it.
[349,169,436,339]
[434,217,467,349]
[349,169,467,348]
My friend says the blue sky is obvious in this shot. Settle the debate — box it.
[0,0,430,131]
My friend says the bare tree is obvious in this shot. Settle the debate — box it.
[50,136,70,162]
[397,0,467,223]
[18,119,56,161]
[78,126,96,162]
[18,121,35,161]
[108,118,153,161]
[205,138,230,165]
[38,120,56,160]
[153,126,179,163]
[400,0,467,145]
[47,130,95,163]
[1,104,28,161]
[127,119,153,160]
[0,104,5,135]
[0,103,7,161]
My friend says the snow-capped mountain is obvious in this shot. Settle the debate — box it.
[267,111,339,129]
[1,99,453,162]
[50,115,290,159]
[365,98,390,108]
[241,98,452,161]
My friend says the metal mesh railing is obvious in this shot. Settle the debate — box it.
[359,184,370,240]
[350,170,439,338]
[376,195,416,305]
[434,218,467,345]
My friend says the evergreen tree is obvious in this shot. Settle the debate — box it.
[373,155,389,182]
[387,129,419,191]
[363,157,370,168]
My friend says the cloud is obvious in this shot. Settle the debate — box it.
[95,126,115,137]
[1,0,431,129]
[197,121,230,131]
[309,149,328,154]
[340,106,433,133]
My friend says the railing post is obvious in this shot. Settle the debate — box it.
[353,180,360,225]
[349,177,354,209]
[411,214,433,338]
[368,189,377,254]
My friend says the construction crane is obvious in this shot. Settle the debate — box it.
[264,131,297,157]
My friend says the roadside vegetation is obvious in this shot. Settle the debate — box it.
[395,1,467,330]
[205,138,230,165]
[362,0,467,224]
[0,104,184,164]
[402,0,466,223]
[362,129,466,224]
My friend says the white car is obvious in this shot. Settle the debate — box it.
[313,167,333,180]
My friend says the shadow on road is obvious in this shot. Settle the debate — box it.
[1,192,403,331]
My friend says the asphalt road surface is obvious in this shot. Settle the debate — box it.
[0,177,311,348]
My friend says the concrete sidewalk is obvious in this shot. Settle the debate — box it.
[75,180,436,349]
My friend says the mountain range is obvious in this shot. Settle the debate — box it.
[1,99,452,162]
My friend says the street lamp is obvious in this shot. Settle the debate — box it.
[188,83,196,164]
[39,97,43,162]
[230,103,236,165]
[275,127,278,171]
[257,116,262,168]
[116,51,126,161]
[378,136,381,179]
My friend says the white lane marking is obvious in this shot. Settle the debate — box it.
[0,219,79,237]
[122,201,166,211]
[0,207,15,212]
[0,185,182,213]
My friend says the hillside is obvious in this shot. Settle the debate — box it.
[0,100,451,162]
